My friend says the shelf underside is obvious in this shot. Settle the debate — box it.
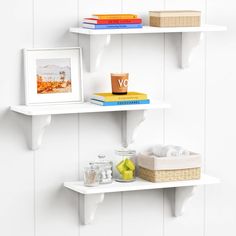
[64,174,219,195]
[10,100,170,116]
[70,25,226,35]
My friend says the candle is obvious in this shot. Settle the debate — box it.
[111,73,129,95]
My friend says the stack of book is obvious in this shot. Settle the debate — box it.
[83,14,143,30]
[90,92,149,106]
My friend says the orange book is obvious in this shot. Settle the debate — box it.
[92,14,137,19]
[83,18,142,24]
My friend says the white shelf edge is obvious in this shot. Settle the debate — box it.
[70,25,227,35]
[64,174,219,195]
[10,100,170,116]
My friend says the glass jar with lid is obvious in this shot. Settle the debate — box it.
[90,154,113,184]
[114,148,136,182]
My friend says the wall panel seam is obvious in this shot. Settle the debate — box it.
[32,0,35,47]
[32,0,36,235]
[162,33,166,236]
[163,0,166,234]
[121,1,123,236]
[78,0,81,232]
[78,114,80,232]
[33,151,36,236]
[203,0,208,235]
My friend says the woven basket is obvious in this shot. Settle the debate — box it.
[149,11,201,27]
[139,166,201,182]
[150,16,200,27]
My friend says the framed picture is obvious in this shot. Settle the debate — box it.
[24,47,83,105]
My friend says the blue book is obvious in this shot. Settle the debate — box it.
[90,99,150,106]
[83,23,143,30]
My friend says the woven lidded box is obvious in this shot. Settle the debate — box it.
[138,152,201,182]
[149,10,201,27]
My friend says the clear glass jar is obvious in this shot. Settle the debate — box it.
[83,166,100,187]
[90,154,113,184]
[114,149,136,182]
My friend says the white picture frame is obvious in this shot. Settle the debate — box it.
[24,47,84,105]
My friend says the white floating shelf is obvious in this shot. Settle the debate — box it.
[70,24,226,71]
[64,174,219,224]
[64,174,218,194]
[70,25,226,35]
[11,100,170,150]
[11,100,170,116]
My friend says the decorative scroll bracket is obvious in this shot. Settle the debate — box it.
[174,186,197,216]
[79,193,105,225]
[32,115,51,150]
[89,35,111,72]
[121,110,147,148]
[181,32,204,69]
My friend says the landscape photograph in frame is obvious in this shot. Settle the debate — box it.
[36,58,72,94]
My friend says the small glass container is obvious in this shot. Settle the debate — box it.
[83,166,99,187]
[114,149,136,182]
[90,154,113,184]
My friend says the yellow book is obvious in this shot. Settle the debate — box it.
[91,92,148,102]
[92,14,138,19]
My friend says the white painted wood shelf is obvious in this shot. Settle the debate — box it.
[11,100,170,116]
[10,100,170,150]
[64,174,218,194]
[64,174,219,224]
[70,25,226,35]
[70,24,227,71]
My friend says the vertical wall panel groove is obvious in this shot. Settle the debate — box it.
[163,3,166,236]
[163,2,167,236]
[77,0,80,234]
[33,152,36,236]
[32,2,36,236]
[203,0,208,235]
[121,2,123,236]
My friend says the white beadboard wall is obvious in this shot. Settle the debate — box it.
[0,0,235,235]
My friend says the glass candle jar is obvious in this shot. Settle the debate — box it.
[114,149,136,182]
[111,73,129,95]
[90,154,113,184]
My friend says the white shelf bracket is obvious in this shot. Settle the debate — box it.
[121,110,147,148]
[90,35,111,72]
[32,115,51,150]
[181,32,204,69]
[174,186,197,216]
[79,193,105,225]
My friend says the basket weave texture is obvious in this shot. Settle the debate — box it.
[150,16,200,27]
[139,166,201,182]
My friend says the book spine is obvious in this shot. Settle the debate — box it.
[91,99,150,106]
[92,14,138,19]
[83,23,142,29]
[84,18,142,24]
[92,94,147,102]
